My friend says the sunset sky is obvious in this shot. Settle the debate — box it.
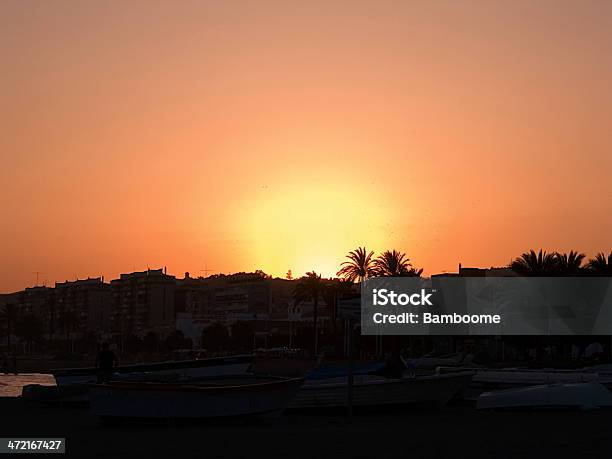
[2,0,611,292]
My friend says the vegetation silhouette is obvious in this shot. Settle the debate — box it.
[2,247,612,360]
[587,252,612,275]
[510,249,593,276]
[59,309,79,352]
[374,249,422,277]
[336,247,375,282]
[15,313,44,354]
[293,271,324,357]
[0,303,17,352]
[510,249,560,276]
[555,250,586,275]
[322,278,355,334]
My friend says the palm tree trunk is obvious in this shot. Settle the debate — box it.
[332,292,338,335]
[313,298,318,358]
[6,320,11,352]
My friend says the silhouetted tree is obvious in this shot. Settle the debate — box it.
[587,252,612,275]
[59,309,79,353]
[555,250,585,275]
[294,271,324,357]
[374,250,422,277]
[254,270,271,279]
[0,304,18,352]
[15,313,44,353]
[60,309,78,340]
[44,296,56,342]
[337,247,375,282]
[510,249,558,276]
[323,278,354,325]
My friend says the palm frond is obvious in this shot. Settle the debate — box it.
[336,247,375,282]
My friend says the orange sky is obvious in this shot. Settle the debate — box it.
[1,0,611,292]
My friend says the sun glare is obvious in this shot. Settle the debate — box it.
[238,182,391,278]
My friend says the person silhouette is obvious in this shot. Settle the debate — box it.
[95,342,117,383]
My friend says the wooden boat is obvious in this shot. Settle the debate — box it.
[52,354,254,385]
[288,371,474,410]
[89,375,304,419]
[477,382,612,411]
[22,383,90,404]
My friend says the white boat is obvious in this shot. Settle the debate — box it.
[436,366,612,400]
[51,354,254,385]
[89,375,304,419]
[473,368,602,385]
[288,371,474,410]
[408,353,471,368]
[477,382,612,411]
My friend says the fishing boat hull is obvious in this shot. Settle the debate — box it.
[22,383,91,404]
[52,354,254,385]
[477,382,612,411]
[288,371,474,410]
[436,367,612,400]
[89,375,304,419]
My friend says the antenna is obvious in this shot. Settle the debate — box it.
[200,263,214,278]
[32,271,43,286]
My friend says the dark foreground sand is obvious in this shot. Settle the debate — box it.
[2,397,612,458]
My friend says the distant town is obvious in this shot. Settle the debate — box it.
[1,248,610,361]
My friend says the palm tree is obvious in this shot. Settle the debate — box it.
[374,250,422,277]
[510,249,558,276]
[293,271,324,357]
[587,252,612,275]
[0,304,18,352]
[555,250,586,275]
[323,278,355,328]
[337,247,375,282]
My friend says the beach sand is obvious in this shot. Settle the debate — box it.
[0,373,55,397]
[2,396,612,458]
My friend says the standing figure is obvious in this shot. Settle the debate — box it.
[95,343,117,383]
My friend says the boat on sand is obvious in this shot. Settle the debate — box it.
[51,354,254,385]
[288,371,474,411]
[89,375,304,419]
[477,382,612,411]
